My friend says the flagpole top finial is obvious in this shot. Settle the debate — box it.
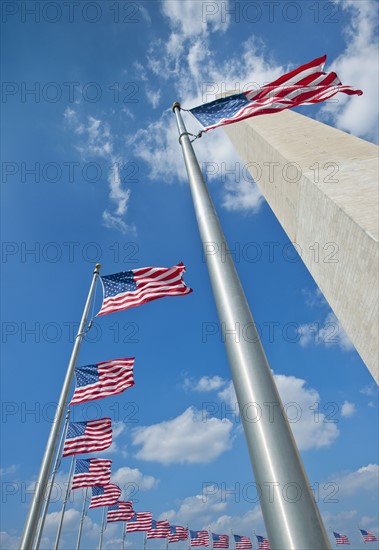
[172,101,181,111]
[95,263,101,272]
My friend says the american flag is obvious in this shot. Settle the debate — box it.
[71,458,112,490]
[168,525,189,543]
[107,501,134,522]
[189,55,363,132]
[359,530,377,543]
[126,512,153,532]
[233,534,252,549]
[97,263,192,316]
[147,520,170,539]
[70,358,135,405]
[333,532,350,545]
[212,533,229,548]
[62,418,112,457]
[88,483,121,509]
[256,535,271,550]
[190,530,209,547]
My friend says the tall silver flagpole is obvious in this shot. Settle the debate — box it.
[34,410,71,550]
[173,103,331,550]
[20,264,101,550]
[76,486,89,550]
[54,455,75,550]
[99,507,107,550]
[121,522,126,550]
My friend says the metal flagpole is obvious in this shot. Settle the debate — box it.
[99,507,107,550]
[230,529,235,550]
[20,264,101,550]
[209,526,213,550]
[143,531,147,550]
[173,103,331,550]
[34,409,71,550]
[54,455,75,550]
[76,486,88,550]
[121,522,126,550]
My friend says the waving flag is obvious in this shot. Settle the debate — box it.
[147,520,170,539]
[169,525,189,543]
[189,55,363,132]
[212,533,229,548]
[97,263,192,316]
[333,532,350,545]
[233,534,252,549]
[256,535,271,550]
[107,501,134,522]
[359,530,377,543]
[62,418,112,457]
[71,458,112,490]
[70,358,135,405]
[126,512,153,532]
[89,483,121,509]
[190,530,209,547]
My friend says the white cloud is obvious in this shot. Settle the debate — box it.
[299,312,354,352]
[331,464,379,496]
[301,287,327,308]
[319,0,379,142]
[340,401,356,418]
[161,0,230,39]
[0,464,18,477]
[159,485,228,526]
[112,466,159,492]
[0,532,20,550]
[64,110,134,233]
[146,88,161,109]
[360,384,378,397]
[132,407,233,464]
[184,375,227,392]
[218,374,340,451]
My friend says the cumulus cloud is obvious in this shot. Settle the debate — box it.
[183,375,227,392]
[331,464,379,497]
[340,401,356,418]
[301,287,328,308]
[0,464,18,477]
[161,0,230,40]
[112,466,159,494]
[132,407,233,464]
[319,0,379,142]
[299,312,354,352]
[218,374,340,451]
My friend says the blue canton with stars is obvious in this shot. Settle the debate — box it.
[101,271,137,298]
[67,421,87,438]
[75,364,99,387]
[189,93,249,127]
[92,486,105,496]
[74,459,91,475]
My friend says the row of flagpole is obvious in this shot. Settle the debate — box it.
[20,56,365,550]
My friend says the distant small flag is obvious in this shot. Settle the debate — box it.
[97,263,192,316]
[168,525,189,543]
[70,358,135,405]
[89,483,121,509]
[126,512,153,532]
[107,501,134,522]
[256,535,271,550]
[188,55,363,132]
[333,532,350,545]
[212,532,229,548]
[233,534,252,549]
[190,530,209,547]
[359,530,377,543]
[62,418,112,457]
[71,458,112,490]
[147,520,170,539]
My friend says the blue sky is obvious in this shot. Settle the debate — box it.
[1,1,378,549]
